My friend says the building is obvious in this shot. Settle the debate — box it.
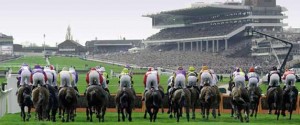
[0,33,13,55]
[85,39,141,54]
[143,0,287,54]
[57,40,85,55]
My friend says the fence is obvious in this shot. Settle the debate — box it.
[0,88,12,118]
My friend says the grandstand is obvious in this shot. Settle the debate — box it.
[143,0,287,55]
[0,33,13,55]
[93,0,300,73]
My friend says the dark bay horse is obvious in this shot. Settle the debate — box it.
[247,86,261,118]
[172,88,191,122]
[45,84,58,122]
[231,87,250,122]
[58,87,78,122]
[86,85,109,122]
[32,86,49,121]
[266,86,283,120]
[144,88,163,122]
[115,87,135,122]
[199,85,218,119]
[17,85,33,121]
[281,86,298,120]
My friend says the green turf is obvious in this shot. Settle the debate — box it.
[1,112,300,125]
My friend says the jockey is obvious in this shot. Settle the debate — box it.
[31,65,48,90]
[198,66,212,91]
[142,67,160,101]
[210,69,218,86]
[96,66,110,93]
[267,66,282,91]
[86,67,106,88]
[58,67,72,88]
[282,69,296,90]
[167,74,174,94]
[49,65,58,90]
[44,65,55,87]
[169,66,186,98]
[69,66,79,92]
[232,68,248,89]
[247,67,260,88]
[17,63,32,87]
[119,68,132,89]
[187,66,200,92]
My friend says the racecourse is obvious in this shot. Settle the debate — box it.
[1,56,300,124]
[1,112,300,125]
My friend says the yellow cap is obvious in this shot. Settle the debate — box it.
[189,66,195,72]
[122,68,129,73]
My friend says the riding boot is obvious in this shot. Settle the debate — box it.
[166,86,171,95]
[32,85,36,91]
[267,85,271,91]
[54,86,58,91]
[104,88,110,94]
[141,90,147,101]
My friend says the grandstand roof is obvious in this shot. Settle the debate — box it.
[0,33,13,39]
[145,4,249,17]
[86,40,141,46]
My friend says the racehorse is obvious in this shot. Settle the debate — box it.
[32,86,49,121]
[247,86,261,118]
[281,85,298,120]
[86,85,109,122]
[188,86,199,119]
[115,87,135,122]
[17,85,33,121]
[45,84,58,122]
[58,87,78,122]
[228,79,236,117]
[231,87,250,122]
[172,88,191,122]
[266,86,283,120]
[144,87,163,122]
[143,85,165,119]
[199,85,218,119]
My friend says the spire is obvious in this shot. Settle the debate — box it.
[65,25,73,40]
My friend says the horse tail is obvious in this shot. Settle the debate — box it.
[120,93,128,108]
[179,91,185,106]
[152,91,159,107]
[38,92,44,104]
[65,88,72,102]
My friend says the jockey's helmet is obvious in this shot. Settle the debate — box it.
[188,66,195,72]
[22,63,28,66]
[50,65,55,70]
[122,68,129,74]
[272,66,277,71]
[125,65,131,69]
[62,67,68,71]
[100,67,105,72]
[148,67,154,71]
[178,66,183,70]
[201,66,208,70]
[34,64,41,69]
[249,67,255,72]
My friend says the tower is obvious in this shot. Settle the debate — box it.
[65,25,73,41]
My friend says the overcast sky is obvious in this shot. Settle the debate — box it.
[0,0,299,46]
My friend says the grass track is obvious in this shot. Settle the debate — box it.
[1,112,300,125]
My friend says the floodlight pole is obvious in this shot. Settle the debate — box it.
[250,29,293,74]
[43,34,46,56]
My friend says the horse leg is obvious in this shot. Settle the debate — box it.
[21,105,25,121]
[186,106,190,122]
[245,103,250,123]
[143,109,147,119]
[89,107,93,122]
[238,108,243,122]
[161,104,164,114]
[289,102,293,120]
[201,103,205,119]
[206,104,210,120]
[147,107,153,122]
[61,108,65,122]
[192,103,195,119]
[86,107,90,121]
[176,106,180,122]
[101,107,106,122]
[127,108,132,122]
[268,100,272,114]
[153,107,158,122]
[27,106,31,121]
[117,107,121,122]
[121,108,125,121]
[58,107,62,118]
[66,108,70,122]
[212,107,216,119]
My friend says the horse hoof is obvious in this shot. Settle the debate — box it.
[218,114,221,116]
[250,114,253,117]
[169,115,173,118]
